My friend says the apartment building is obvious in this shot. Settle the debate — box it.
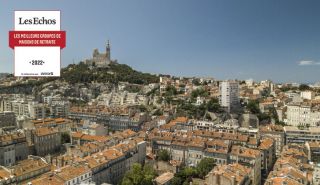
[260,124,285,157]
[0,155,50,184]
[32,127,61,156]
[286,102,320,126]
[229,145,261,185]
[0,132,28,166]
[284,126,320,144]
[205,163,252,185]
[219,80,240,113]
[86,139,146,184]
[265,144,312,185]
[259,138,276,176]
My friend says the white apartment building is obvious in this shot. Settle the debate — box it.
[245,79,254,87]
[28,102,46,119]
[286,103,320,126]
[301,91,315,100]
[219,80,239,112]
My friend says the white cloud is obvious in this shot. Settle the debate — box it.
[298,60,320,66]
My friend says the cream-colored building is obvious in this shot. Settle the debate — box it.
[0,132,28,166]
[0,155,50,184]
[205,163,251,185]
[32,127,61,156]
[286,103,320,126]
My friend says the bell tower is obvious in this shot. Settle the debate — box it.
[106,40,111,60]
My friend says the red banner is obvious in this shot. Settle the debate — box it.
[9,31,66,49]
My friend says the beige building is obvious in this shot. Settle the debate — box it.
[260,125,285,157]
[286,103,320,126]
[32,127,61,156]
[284,126,320,144]
[205,163,251,185]
[229,145,261,185]
[0,155,50,184]
[0,131,28,166]
[259,138,276,175]
[85,139,146,185]
[265,143,312,185]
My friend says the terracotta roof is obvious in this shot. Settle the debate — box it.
[266,177,304,185]
[34,127,58,137]
[55,165,90,181]
[231,145,261,158]
[174,117,188,123]
[0,168,11,181]
[260,124,284,132]
[259,138,274,150]
[71,132,84,139]
[13,157,49,176]
[209,163,251,184]
[187,137,206,148]
[81,135,110,142]
[0,132,25,142]
[30,173,65,185]
[248,137,258,146]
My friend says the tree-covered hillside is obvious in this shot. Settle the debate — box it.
[61,62,159,84]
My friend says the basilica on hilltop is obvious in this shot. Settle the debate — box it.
[84,40,118,68]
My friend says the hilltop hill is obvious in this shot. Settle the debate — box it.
[0,62,159,94]
[61,62,159,85]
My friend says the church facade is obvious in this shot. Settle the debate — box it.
[85,40,117,68]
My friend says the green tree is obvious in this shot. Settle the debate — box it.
[247,100,260,114]
[257,112,271,122]
[61,132,71,144]
[121,163,157,185]
[192,79,201,86]
[191,88,209,102]
[171,177,183,185]
[206,98,221,113]
[157,149,170,161]
[141,164,157,185]
[165,85,178,96]
[299,84,310,91]
[196,158,215,178]
[153,109,163,116]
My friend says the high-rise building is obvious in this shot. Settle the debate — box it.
[219,80,240,112]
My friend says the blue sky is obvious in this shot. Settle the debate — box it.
[0,0,320,83]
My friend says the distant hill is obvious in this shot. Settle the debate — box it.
[0,62,159,94]
[61,62,159,85]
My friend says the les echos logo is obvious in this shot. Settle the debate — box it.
[9,11,66,77]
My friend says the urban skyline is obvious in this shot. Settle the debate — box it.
[1,0,320,83]
[1,2,320,183]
